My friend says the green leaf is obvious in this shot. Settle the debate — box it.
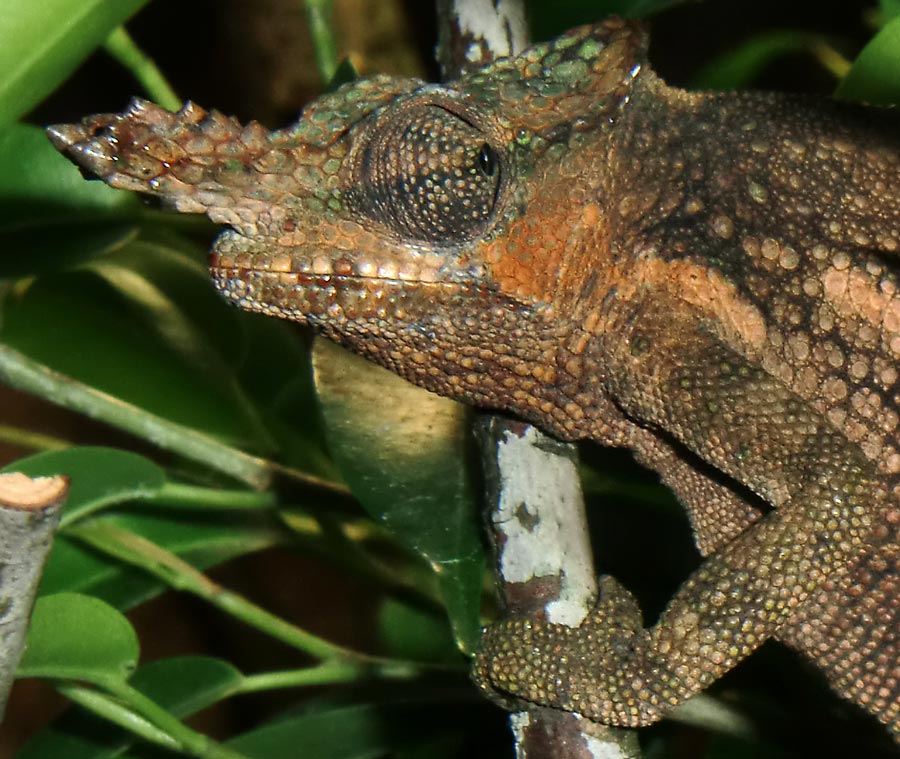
[131,655,242,715]
[17,593,139,682]
[14,656,243,759]
[312,340,484,653]
[0,259,270,447]
[39,510,278,607]
[0,221,139,279]
[2,447,165,525]
[85,233,243,372]
[234,315,338,480]
[882,0,900,22]
[12,720,124,759]
[0,0,150,125]
[378,599,459,664]
[0,124,135,227]
[227,701,480,759]
[0,342,274,489]
[836,14,900,104]
[39,534,159,605]
[432,558,485,657]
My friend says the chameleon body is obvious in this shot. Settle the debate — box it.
[48,19,900,740]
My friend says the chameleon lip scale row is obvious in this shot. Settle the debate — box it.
[49,17,900,743]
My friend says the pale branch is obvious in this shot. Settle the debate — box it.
[476,420,641,759]
[435,0,528,79]
[0,472,68,717]
[435,2,640,755]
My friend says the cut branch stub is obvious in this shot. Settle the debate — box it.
[0,472,69,510]
[0,471,68,718]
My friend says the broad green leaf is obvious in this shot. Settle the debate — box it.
[312,340,484,653]
[2,127,328,477]
[0,222,138,279]
[39,534,161,605]
[234,315,338,480]
[0,0,149,125]
[15,656,243,759]
[39,510,278,607]
[12,723,123,759]
[2,447,165,525]
[836,14,900,104]
[84,232,243,371]
[0,343,273,489]
[882,0,900,22]
[0,263,269,447]
[131,655,242,715]
[227,701,482,759]
[433,557,485,657]
[378,599,459,664]
[17,593,138,681]
[0,124,136,227]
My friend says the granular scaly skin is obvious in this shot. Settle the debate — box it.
[48,18,900,740]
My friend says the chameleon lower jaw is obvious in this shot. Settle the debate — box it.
[207,264,474,324]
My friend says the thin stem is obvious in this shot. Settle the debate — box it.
[303,0,340,84]
[105,680,250,759]
[812,40,852,80]
[148,481,278,511]
[60,679,251,759]
[0,424,69,454]
[0,343,350,495]
[69,520,369,662]
[270,460,352,495]
[56,683,185,753]
[213,588,355,661]
[0,343,271,490]
[237,659,421,694]
[104,26,181,111]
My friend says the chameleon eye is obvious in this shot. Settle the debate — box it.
[478,143,497,177]
[354,105,501,243]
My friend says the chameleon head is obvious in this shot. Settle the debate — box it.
[47,19,647,428]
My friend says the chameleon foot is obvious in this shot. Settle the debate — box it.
[474,576,672,727]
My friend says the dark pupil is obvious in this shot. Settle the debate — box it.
[477,143,496,177]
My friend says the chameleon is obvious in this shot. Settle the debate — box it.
[47,17,900,741]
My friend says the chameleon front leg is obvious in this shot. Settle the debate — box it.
[475,306,883,727]
[628,429,765,556]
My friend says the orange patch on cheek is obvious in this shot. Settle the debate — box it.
[505,199,616,303]
[488,214,569,301]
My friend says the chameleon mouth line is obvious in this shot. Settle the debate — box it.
[208,267,472,290]
[209,244,475,287]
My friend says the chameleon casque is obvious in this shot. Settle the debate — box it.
[48,17,900,741]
